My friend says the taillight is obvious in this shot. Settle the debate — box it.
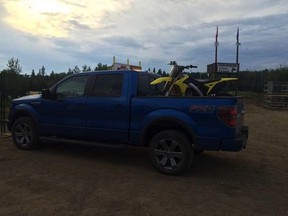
[218,106,237,127]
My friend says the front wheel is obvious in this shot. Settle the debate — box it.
[149,130,193,175]
[12,117,39,150]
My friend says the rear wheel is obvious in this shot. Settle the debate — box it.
[12,117,39,150]
[149,130,193,175]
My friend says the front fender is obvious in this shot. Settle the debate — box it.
[150,77,172,85]
[9,103,40,129]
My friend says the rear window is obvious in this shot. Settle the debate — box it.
[137,73,163,96]
[92,74,123,97]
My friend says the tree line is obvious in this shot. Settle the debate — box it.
[1,58,288,99]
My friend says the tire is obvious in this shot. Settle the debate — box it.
[149,130,193,175]
[11,117,39,150]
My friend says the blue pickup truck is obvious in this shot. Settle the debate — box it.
[7,70,248,175]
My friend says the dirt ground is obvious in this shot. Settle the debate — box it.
[0,103,287,216]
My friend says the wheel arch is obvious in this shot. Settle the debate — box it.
[141,117,197,148]
[10,109,39,130]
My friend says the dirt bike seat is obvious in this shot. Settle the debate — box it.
[196,78,221,84]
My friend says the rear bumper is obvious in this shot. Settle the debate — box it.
[221,126,249,151]
[195,126,249,152]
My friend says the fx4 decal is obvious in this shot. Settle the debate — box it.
[189,105,215,114]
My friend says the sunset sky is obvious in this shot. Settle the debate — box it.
[1,0,288,73]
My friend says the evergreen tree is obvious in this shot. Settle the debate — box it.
[31,69,35,77]
[41,66,45,76]
[29,69,36,90]
[73,66,81,73]
[6,57,22,74]
[82,64,89,72]
[67,68,72,74]
[94,63,108,71]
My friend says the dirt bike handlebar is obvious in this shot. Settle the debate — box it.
[184,65,197,69]
[168,61,197,69]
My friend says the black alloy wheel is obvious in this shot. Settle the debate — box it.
[12,117,39,150]
[149,130,193,175]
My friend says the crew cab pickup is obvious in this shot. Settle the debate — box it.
[7,70,248,175]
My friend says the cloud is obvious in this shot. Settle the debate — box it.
[59,0,87,8]
[68,19,92,30]
[0,0,288,73]
[100,36,143,48]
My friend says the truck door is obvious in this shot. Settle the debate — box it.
[40,75,89,138]
[85,73,129,142]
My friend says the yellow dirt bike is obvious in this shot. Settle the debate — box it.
[150,61,238,96]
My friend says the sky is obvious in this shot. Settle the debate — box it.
[0,0,288,74]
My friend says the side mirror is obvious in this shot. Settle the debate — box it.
[42,89,56,100]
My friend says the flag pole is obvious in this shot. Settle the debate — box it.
[236,27,241,95]
[214,26,219,79]
[236,27,240,66]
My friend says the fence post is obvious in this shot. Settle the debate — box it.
[0,72,6,134]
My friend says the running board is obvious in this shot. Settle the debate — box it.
[39,137,127,149]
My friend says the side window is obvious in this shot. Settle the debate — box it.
[92,74,123,97]
[56,76,88,98]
